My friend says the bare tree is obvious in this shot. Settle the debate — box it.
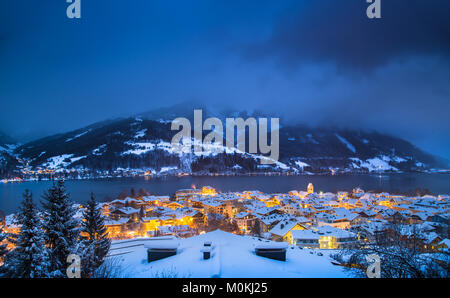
[332,221,449,278]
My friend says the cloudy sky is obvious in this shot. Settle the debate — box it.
[0,0,449,159]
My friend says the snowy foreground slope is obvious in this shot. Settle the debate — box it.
[108,230,349,278]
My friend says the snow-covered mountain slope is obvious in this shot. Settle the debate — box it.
[0,131,20,178]
[0,131,17,152]
[3,107,445,178]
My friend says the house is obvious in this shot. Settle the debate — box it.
[315,209,358,229]
[141,196,170,207]
[357,220,389,243]
[159,215,176,226]
[389,211,411,224]
[110,207,140,222]
[181,209,207,227]
[258,213,289,233]
[358,210,377,219]
[4,214,20,235]
[175,189,202,200]
[234,212,256,233]
[156,225,195,237]
[104,218,129,238]
[429,213,450,225]
[110,197,140,209]
[422,232,443,251]
[166,202,185,210]
[410,212,429,224]
[140,217,161,235]
[279,203,303,216]
[203,199,233,218]
[291,226,358,249]
[269,219,307,244]
[436,239,450,252]
[263,196,281,207]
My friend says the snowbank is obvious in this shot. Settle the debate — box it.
[107,230,350,278]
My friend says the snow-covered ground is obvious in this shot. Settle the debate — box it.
[65,130,91,142]
[107,230,349,278]
[42,154,87,170]
[335,134,356,153]
[350,155,402,172]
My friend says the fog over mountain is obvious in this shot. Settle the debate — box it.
[0,102,447,180]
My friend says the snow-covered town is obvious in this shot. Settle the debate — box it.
[89,184,449,249]
[2,183,448,278]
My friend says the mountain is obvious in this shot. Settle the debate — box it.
[1,106,445,179]
[0,131,20,178]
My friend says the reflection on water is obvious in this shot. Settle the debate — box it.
[0,173,449,214]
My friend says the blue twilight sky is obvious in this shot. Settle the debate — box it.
[0,0,449,159]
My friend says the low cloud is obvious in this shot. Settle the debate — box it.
[243,0,450,71]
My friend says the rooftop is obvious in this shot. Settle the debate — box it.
[108,230,349,278]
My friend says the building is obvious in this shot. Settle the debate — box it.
[166,202,185,210]
[203,199,233,218]
[201,186,217,196]
[104,218,129,238]
[279,204,303,216]
[234,212,256,233]
[142,196,171,207]
[110,207,140,222]
[291,226,358,249]
[307,183,314,195]
[437,239,450,252]
[269,220,307,244]
[140,217,161,235]
[156,225,195,237]
[175,188,202,200]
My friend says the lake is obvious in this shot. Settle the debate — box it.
[1,173,449,214]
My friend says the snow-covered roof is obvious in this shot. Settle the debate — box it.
[234,212,253,219]
[269,220,303,237]
[142,195,170,202]
[291,226,356,240]
[202,199,226,207]
[438,239,450,248]
[422,232,441,244]
[104,218,129,225]
[115,207,140,215]
[144,240,179,250]
[254,242,288,250]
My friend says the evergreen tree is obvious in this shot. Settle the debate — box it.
[2,190,49,278]
[0,225,8,273]
[80,193,111,278]
[0,226,7,260]
[41,180,80,277]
